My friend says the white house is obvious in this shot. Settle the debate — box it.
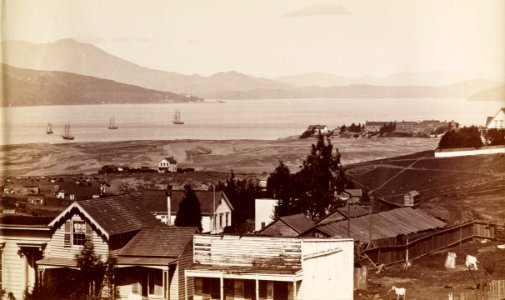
[185,235,354,300]
[255,198,278,231]
[159,157,178,173]
[0,216,51,300]
[486,107,505,129]
[141,189,234,234]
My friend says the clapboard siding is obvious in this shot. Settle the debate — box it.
[178,242,194,300]
[3,241,27,299]
[193,235,302,267]
[45,214,109,260]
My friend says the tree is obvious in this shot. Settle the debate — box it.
[439,126,483,149]
[76,242,107,299]
[484,129,505,146]
[267,161,297,218]
[175,183,203,231]
[217,171,260,232]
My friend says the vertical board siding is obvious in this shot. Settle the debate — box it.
[45,214,109,260]
[2,241,27,300]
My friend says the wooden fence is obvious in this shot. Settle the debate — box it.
[362,220,498,266]
[455,279,505,300]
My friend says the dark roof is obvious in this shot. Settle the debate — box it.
[49,193,160,238]
[316,205,370,226]
[57,180,101,199]
[118,226,197,258]
[139,189,233,215]
[311,207,446,242]
[0,215,53,226]
[162,157,177,164]
[486,116,494,127]
[279,213,315,234]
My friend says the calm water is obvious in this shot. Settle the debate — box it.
[0,98,502,145]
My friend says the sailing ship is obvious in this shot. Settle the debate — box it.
[46,123,53,134]
[108,116,118,129]
[61,122,75,140]
[173,109,184,125]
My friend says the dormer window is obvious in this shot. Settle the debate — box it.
[64,219,92,247]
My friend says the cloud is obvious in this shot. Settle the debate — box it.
[285,3,350,17]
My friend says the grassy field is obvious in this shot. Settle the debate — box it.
[346,152,505,224]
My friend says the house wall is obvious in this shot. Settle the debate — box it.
[487,110,505,129]
[297,239,354,300]
[212,197,232,233]
[45,214,109,260]
[177,242,194,300]
[0,230,50,300]
[193,235,302,267]
[260,221,299,237]
[255,198,278,231]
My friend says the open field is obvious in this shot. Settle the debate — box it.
[0,137,439,176]
[346,152,505,224]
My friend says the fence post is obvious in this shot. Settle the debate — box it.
[459,225,463,245]
[405,238,409,262]
[431,234,435,252]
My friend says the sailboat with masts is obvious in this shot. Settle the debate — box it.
[173,109,184,125]
[46,123,53,134]
[108,116,118,129]
[61,122,75,140]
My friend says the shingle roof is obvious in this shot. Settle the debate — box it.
[139,189,233,215]
[49,193,160,238]
[312,207,446,243]
[279,213,315,234]
[118,226,197,258]
[316,205,370,226]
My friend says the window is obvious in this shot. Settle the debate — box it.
[219,213,223,228]
[225,212,229,226]
[64,220,93,247]
[73,221,86,245]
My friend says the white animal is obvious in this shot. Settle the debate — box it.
[391,286,406,300]
[444,252,457,269]
[465,255,478,270]
[402,261,412,270]
[448,292,453,300]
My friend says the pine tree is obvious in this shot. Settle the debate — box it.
[175,184,202,231]
[268,161,297,218]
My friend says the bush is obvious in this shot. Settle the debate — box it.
[438,126,483,149]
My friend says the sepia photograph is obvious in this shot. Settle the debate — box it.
[1,1,504,299]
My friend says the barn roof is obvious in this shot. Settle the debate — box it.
[279,213,315,234]
[311,207,446,243]
[139,189,234,215]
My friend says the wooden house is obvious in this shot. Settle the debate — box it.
[140,189,234,234]
[485,107,505,129]
[365,121,386,133]
[37,193,197,300]
[158,157,178,173]
[0,216,52,300]
[404,190,420,207]
[258,213,315,237]
[185,235,354,300]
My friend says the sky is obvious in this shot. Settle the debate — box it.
[2,0,504,80]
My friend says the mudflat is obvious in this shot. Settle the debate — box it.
[1,137,439,176]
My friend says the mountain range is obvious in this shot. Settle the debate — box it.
[1,38,503,104]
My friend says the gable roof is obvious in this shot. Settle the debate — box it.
[118,226,197,258]
[316,205,370,226]
[48,193,160,240]
[310,207,446,243]
[139,189,234,215]
[279,213,315,234]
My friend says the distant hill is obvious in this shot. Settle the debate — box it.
[276,71,500,87]
[0,64,203,106]
[2,39,501,100]
[1,39,292,99]
[468,85,505,101]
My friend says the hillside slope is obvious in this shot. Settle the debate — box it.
[0,64,203,106]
